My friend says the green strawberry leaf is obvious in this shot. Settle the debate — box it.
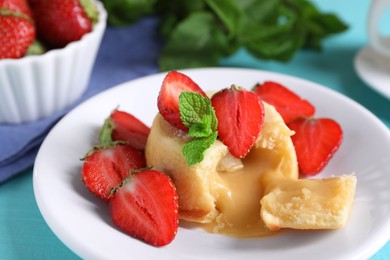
[99,113,115,144]
[80,0,99,24]
[26,40,46,56]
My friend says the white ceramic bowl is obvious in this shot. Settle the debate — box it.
[0,1,107,124]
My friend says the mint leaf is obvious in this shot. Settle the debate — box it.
[157,1,206,38]
[179,91,218,132]
[158,12,231,71]
[204,0,243,37]
[240,4,304,61]
[304,13,348,50]
[187,115,213,138]
[180,91,212,126]
[101,0,156,26]
[103,0,348,69]
[236,0,279,23]
[179,92,218,166]
[183,132,218,166]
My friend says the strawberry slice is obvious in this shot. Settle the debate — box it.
[100,109,150,151]
[253,81,315,124]
[211,86,264,158]
[110,169,179,247]
[157,71,207,130]
[288,117,343,176]
[81,143,146,202]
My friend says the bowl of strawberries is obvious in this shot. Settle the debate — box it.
[0,0,107,124]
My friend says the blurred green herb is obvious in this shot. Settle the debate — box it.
[101,0,348,71]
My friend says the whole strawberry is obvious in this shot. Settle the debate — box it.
[0,3,35,59]
[30,0,97,48]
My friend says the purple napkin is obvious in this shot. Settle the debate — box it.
[0,17,161,183]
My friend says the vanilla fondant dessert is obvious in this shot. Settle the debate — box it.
[145,71,356,238]
[146,102,298,236]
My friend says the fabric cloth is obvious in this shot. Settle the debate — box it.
[0,17,161,183]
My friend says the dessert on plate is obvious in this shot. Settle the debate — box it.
[146,101,299,236]
[146,71,356,237]
[81,70,356,245]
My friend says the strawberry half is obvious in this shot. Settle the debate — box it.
[110,169,179,247]
[100,109,150,152]
[157,71,207,130]
[253,81,315,124]
[211,86,264,158]
[81,143,146,202]
[287,117,343,176]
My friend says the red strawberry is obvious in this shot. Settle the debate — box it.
[31,0,96,48]
[158,71,207,130]
[254,81,315,124]
[0,7,35,59]
[288,117,343,176]
[211,86,264,158]
[100,109,150,152]
[110,170,179,247]
[81,143,146,202]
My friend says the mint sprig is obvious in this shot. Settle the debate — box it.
[101,0,348,71]
[179,92,218,166]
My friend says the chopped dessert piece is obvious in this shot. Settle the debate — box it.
[260,175,356,231]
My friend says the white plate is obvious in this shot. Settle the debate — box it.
[354,46,390,100]
[33,68,390,260]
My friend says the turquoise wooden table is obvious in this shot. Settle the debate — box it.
[1,0,389,259]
